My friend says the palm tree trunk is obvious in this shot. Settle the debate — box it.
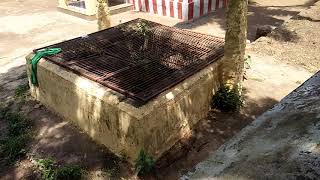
[220,0,248,94]
[97,0,111,30]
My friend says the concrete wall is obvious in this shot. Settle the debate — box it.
[26,53,222,163]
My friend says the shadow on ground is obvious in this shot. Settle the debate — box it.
[174,0,317,41]
[0,59,281,180]
[152,91,278,179]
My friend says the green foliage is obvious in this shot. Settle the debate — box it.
[56,165,83,180]
[135,150,154,175]
[15,84,30,98]
[211,86,243,112]
[133,21,150,36]
[36,158,56,180]
[0,111,30,162]
[1,134,28,161]
[6,112,28,136]
[36,159,83,180]
[0,104,10,120]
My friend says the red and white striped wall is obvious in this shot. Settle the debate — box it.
[127,0,227,21]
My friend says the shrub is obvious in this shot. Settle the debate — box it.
[135,150,154,175]
[211,86,243,112]
[36,158,56,180]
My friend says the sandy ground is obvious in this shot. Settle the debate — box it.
[248,1,320,73]
[0,0,318,179]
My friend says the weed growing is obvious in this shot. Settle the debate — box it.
[135,150,154,175]
[0,111,30,163]
[36,158,56,180]
[211,86,243,112]
[244,55,252,69]
[36,158,84,180]
[15,84,30,98]
[56,165,83,180]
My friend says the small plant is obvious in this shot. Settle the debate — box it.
[0,112,30,162]
[36,158,56,180]
[244,55,252,69]
[211,86,243,112]
[56,165,83,180]
[133,21,150,36]
[35,159,84,180]
[6,112,28,136]
[1,134,28,161]
[135,150,154,175]
[15,84,30,98]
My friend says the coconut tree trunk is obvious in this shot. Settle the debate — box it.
[220,0,248,94]
[97,0,111,30]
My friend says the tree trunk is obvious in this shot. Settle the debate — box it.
[97,0,111,30]
[220,0,248,93]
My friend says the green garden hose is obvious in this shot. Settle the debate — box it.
[30,48,62,85]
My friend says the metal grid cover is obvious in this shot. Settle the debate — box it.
[34,19,224,104]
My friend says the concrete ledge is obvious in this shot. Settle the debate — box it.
[26,53,222,163]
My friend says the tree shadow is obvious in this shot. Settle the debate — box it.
[153,95,279,179]
[291,14,320,22]
[173,0,317,41]
[0,64,135,180]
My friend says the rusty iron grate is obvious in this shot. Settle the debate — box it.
[34,19,224,104]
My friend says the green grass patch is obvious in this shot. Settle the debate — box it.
[211,86,243,112]
[0,112,30,162]
[15,84,30,98]
[36,158,84,180]
[56,165,83,180]
[36,158,56,180]
[1,134,28,161]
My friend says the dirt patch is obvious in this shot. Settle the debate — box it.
[153,110,258,179]
[248,1,320,73]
